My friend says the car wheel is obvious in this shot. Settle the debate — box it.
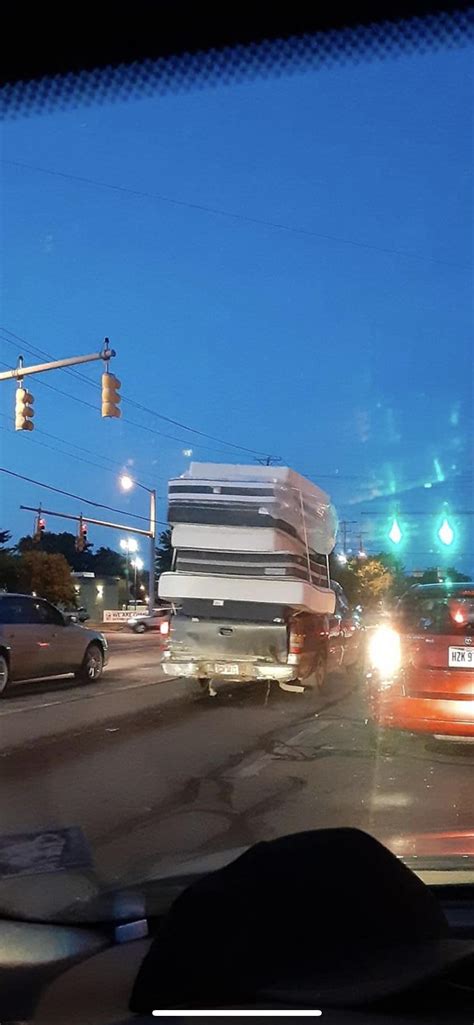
[199,678,217,698]
[76,644,104,683]
[0,654,9,696]
[134,623,146,634]
[304,651,327,692]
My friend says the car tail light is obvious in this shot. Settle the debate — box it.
[160,621,170,636]
[368,626,401,677]
[288,625,304,665]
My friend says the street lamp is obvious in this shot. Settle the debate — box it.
[119,474,157,614]
[119,473,134,492]
[131,556,144,611]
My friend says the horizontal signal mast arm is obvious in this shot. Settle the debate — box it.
[0,348,116,381]
[19,505,152,537]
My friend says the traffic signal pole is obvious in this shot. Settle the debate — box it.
[19,505,153,538]
[0,340,120,431]
[149,488,157,611]
[0,344,116,381]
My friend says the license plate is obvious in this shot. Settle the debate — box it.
[448,646,474,667]
[214,663,239,675]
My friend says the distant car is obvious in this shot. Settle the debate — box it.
[0,593,108,695]
[127,607,171,634]
[367,582,474,739]
[59,605,90,623]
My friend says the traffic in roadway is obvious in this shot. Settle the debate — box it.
[1,630,473,896]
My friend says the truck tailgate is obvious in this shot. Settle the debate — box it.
[169,616,288,664]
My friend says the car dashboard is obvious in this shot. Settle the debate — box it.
[0,882,471,1025]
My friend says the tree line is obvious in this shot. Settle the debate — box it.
[0,527,469,609]
[0,528,174,606]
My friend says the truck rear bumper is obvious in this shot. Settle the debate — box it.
[161,661,296,684]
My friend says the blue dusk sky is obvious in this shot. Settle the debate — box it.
[1,41,473,571]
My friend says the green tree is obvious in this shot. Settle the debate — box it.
[17,551,76,605]
[373,551,406,597]
[91,546,126,576]
[353,557,394,608]
[17,530,94,572]
[330,552,395,609]
[329,555,360,605]
[0,550,21,592]
[0,529,12,548]
[156,529,173,576]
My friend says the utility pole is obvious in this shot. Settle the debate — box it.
[339,520,357,556]
[255,456,282,466]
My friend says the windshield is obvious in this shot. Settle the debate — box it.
[398,591,474,635]
[1,14,473,924]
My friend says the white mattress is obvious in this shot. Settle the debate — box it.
[159,572,336,616]
[171,524,310,555]
[168,476,337,556]
[187,462,331,504]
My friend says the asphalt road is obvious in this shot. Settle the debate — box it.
[1,632,473,909]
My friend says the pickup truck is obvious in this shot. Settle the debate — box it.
[161,584,363,694]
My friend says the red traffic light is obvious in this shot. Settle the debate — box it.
[33,515,46,542]
[75,518,89,552]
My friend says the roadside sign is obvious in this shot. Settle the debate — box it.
[103,610,131,623]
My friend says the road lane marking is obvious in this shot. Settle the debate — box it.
[0,676,179,717]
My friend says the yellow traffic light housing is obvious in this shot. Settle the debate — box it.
[15,386,35,431]
[101,372,121,418]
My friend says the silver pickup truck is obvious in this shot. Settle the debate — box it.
[160,602,330,694]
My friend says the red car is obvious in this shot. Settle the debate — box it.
[367,582,474,740]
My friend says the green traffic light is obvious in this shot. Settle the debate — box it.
[388,517,402,545]
[437,517,454,546]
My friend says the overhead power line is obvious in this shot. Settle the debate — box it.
[0,421,165,490]
[0,329,276,459]
[5,159,467,270]
[0,357,251,457]
[0,467,168,525]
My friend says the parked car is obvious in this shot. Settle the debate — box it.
[0,593,108,694]
[367,582,474,739]
[127,607,171,634]
[58,604,90,623]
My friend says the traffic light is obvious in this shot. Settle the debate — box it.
[15,386,35,431]
[101,372,121,418]
[388,516,402,545]
[33,515,46,543]
[437,516,454,546]
[75,517,88,552]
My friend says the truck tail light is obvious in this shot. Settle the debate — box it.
[288,625,304,665]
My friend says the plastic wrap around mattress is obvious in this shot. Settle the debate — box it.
[168,464,338,556]
[159,572,336,615]
[171,524,311,555]
[174,548,329,588]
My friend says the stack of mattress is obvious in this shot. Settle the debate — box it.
[159,463,337,616]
